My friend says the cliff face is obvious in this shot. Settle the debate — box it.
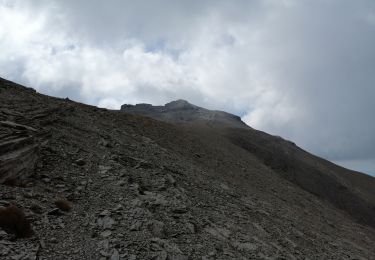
[1,77,375,259]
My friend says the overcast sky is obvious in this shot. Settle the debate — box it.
[1,0,375,176]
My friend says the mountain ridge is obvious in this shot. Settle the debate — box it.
[121,99,249,129]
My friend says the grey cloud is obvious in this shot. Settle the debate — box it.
[253,1,375,162]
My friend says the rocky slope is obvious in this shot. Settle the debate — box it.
[1,77,375,259]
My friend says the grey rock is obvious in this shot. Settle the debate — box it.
[186,222,196,234]
[42,178,51,183]
[167,254,189,260]
[100,230,112,238]
[130,221,142,231]
[30,204,44,214]
[166,175,176,185]
[110,249,120,260]
[0,200,10,206]
[113,204,123,211]
[171,207,188,214]
[99,165,112,175]
[98,239,110,250]
[150,238,182,254]
[153,251,167,260]
[140,192,168,206]
[99,210,111,217]
[50,237,58,244]
[220,183,230,190]
[98,216,116,230]
[204,226,231,241]
[233,242,258,252]
[75,159,86,166]
[117,180,126,186]
[147,220,165,238]
[0,230,7,239]
[48,208,64,216]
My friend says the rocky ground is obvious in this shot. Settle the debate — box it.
[1,77,375,259]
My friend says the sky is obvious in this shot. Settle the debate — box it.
[1,0,375,176]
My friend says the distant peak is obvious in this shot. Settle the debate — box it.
[121,99,249,129]
[165,99,196,110]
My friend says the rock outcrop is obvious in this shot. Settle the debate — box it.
[0,120,41,185]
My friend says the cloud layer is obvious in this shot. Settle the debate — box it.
[1,0,375,175]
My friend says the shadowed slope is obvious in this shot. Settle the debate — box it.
[225,127,375,228]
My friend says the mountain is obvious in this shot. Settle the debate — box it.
[121,99,249,129]
[1,77,375,259]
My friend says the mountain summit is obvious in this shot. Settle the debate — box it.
[1,77,375,259]
[121,100,249,129]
